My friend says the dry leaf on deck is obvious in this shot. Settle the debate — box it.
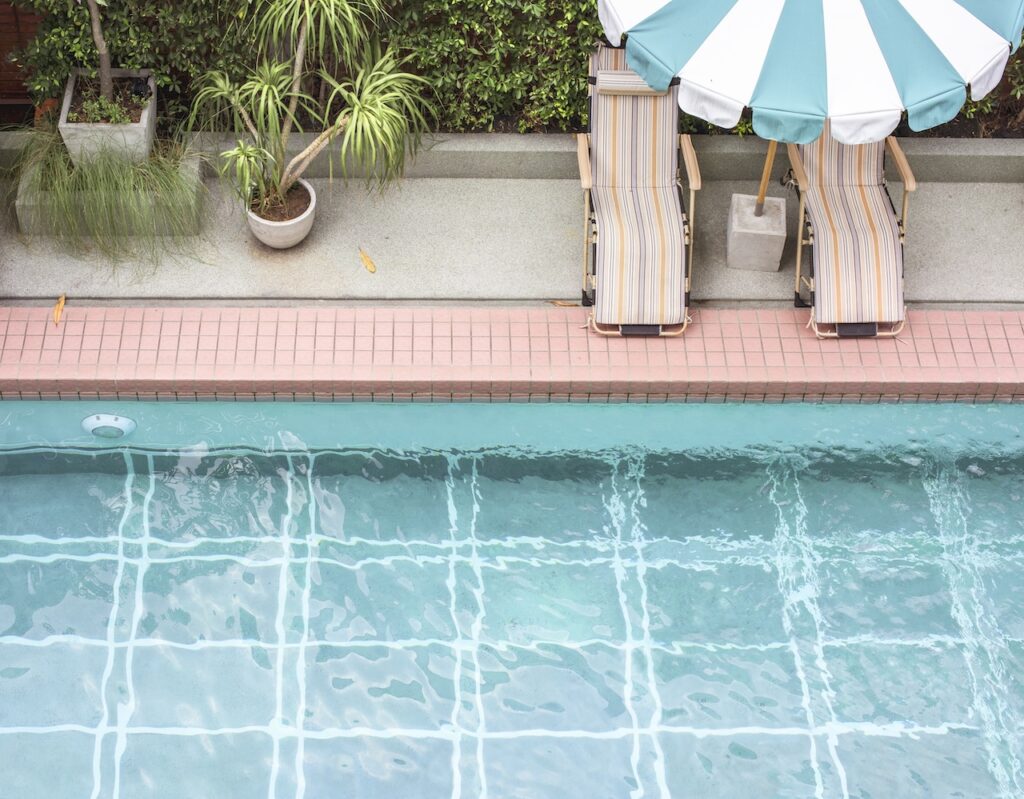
[52,294,66,326]
[549,300,579,307]
[358,248,377,274]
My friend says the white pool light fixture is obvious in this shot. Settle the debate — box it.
[82,414,137,439]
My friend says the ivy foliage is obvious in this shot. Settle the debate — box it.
[383,0,604,132]
[12,0,252,127]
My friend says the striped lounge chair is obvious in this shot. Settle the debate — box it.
[577,43,702,336]
[787,122,917,338]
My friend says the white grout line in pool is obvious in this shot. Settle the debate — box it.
[90,452,135,799]
[604,463,646,797]
[0,551,779,573]
[0,720,982,740]
[0,632,984,654]
[9,526,1023,565]
[926,466,1024,798]
[267,455,296,799]
[767,461,832,799]
[626,457,670,798]
[294,456,316,799]
[444,458,467,799]
[111,458,157,799]
[782,466,850,798]
[465,459,490,798]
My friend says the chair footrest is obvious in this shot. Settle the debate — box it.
[620,324,662,337]
[836,322,879,338]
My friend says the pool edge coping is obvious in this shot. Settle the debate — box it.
[1,305,1022,403]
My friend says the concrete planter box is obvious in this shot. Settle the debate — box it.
[58,69,157,168]
[15,155,204,236]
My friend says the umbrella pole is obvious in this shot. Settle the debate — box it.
[754,139,778,217]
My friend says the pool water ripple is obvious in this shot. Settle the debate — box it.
[1,439,1023,798]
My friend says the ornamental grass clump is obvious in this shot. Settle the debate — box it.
[189,0,434,220]
[11,127,203,260]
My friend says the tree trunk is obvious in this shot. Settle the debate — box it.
[85,0,113,101]
[280,17,308,154]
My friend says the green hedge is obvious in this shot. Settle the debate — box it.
[11,0,1024,136]
[384,0,604,132]
[12,0,251,127]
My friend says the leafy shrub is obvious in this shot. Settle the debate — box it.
[383,0,603,132]
[960,50,1024,136]
[12,0,252,128]
[66,95,131,124]
[11,0,1024,136]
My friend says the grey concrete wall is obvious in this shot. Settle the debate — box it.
[181,131,1024,183]
[5,129,1024,182]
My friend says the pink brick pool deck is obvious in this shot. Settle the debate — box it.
[1,305,1022,402]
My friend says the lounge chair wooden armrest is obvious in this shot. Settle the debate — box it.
[679,134,702,191]
[886,137,917,192]
[576,133,593,191]
[786,144,810,192]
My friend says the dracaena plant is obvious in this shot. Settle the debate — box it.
[75,0,114,101]
[188,0,433,217]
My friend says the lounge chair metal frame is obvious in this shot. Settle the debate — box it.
[576,43,702,338]
[787,137,917,339]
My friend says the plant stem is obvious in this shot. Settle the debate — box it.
[236,105,260,143]
[280,16,308,154]
[85,0,113,102]
[280,118,347,193]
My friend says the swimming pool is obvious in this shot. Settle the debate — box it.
[1,403,1023,798]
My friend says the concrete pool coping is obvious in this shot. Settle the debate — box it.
[1,304,1022,402]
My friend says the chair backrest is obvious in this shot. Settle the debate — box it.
[799,121,885,187]
[588,44,679,189]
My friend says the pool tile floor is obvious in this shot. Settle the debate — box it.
[1,449,1023,796]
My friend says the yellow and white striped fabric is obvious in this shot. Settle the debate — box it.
[596,70,668,97]
[589,45,687,327]
[800,123,904,325]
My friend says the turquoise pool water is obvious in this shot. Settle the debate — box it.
[1,404,1023,798]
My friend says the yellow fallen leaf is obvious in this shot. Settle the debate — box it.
[53,294,66,326]
[359,248,377,274]
[549,300,579,307]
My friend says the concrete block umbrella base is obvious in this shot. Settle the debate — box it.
[726,193,787,272]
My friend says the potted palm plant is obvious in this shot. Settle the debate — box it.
[57,0,157,166]
[190,0,433,249]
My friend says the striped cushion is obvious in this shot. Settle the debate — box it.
[591,43,627,74]
[590,46,678,188]
[596,70,668,96]
[588,44,686,326]
[592,186,687,326]
[805,184,903,325]
[801,121,884,187]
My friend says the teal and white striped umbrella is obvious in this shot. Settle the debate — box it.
[598,0,1024,144]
